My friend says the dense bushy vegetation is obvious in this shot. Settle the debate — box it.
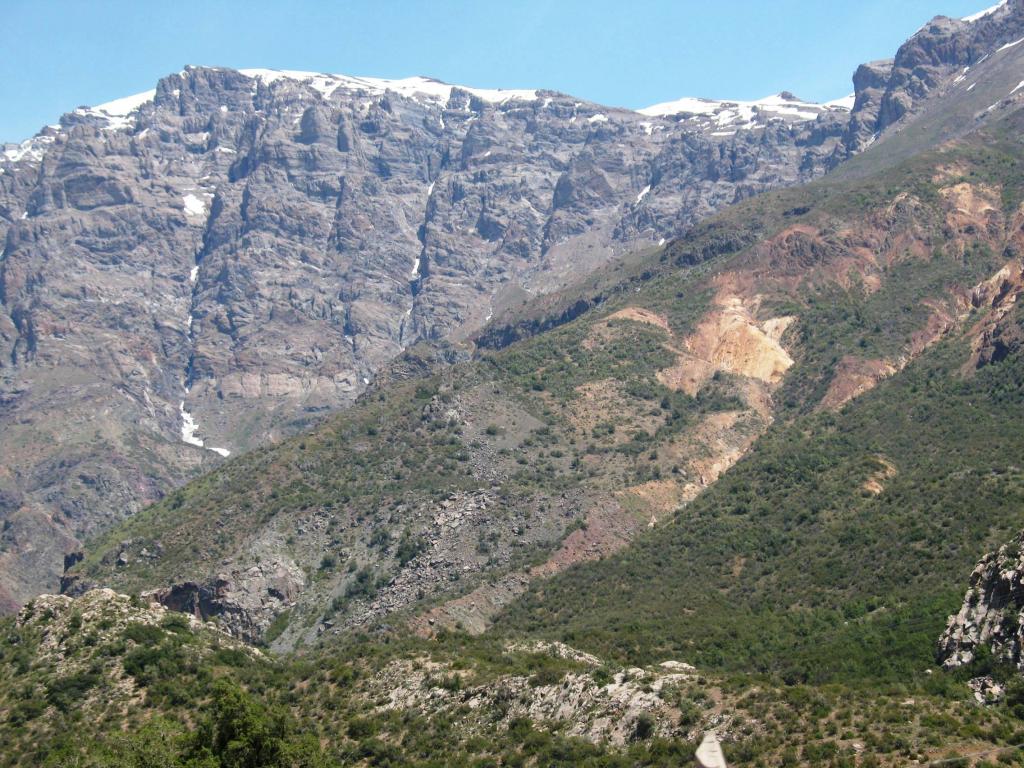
[7,608,1024,767]
[0,608,710,767]
[499,308,1024,684]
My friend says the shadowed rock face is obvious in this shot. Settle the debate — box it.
[122,556,306,644]
[0,67,848,605]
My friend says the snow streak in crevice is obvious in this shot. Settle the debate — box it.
[401,178,433,345]
[176,191,229,458]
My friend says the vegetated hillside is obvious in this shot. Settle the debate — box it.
[71,87,1024,678]
[0,590,711,767]
[499,306,1024,679]
[6,587,1024,768]
[488,118,1024,685]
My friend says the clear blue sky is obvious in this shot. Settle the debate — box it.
[0,0,998,143]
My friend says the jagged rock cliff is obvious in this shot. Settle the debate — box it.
[939,531,1024,670]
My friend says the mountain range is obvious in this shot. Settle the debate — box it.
[4,1,1024,766]
[0,63,854,609]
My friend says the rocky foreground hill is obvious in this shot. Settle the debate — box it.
[940,530,1024,672]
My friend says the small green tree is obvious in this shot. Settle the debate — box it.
[184,681,315,768]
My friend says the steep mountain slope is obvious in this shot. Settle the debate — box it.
[48,70,1024,768]
[838,0,1024,157]
[501,298,1024,678]
[69,33,1024,667]
[486,124,1024,690]
[0,68,851,608]
[9,1,1024,612]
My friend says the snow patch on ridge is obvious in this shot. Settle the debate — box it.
[825,93,856,110]
[638,92,850,127]
[73,89,156,130]
[2,134,56,163]
[93,90,156,117]
[638,96,723,117]
[238,69,538,106]
[963,0,1007,22]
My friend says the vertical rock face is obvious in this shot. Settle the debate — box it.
[938,532,1024,670]
[0,67,848,604]
[133,556,306,644]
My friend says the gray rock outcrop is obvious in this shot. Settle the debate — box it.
[938,531,1024,670]
[141,556,305,643]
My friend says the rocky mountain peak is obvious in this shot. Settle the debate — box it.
[839,0,1024,156]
